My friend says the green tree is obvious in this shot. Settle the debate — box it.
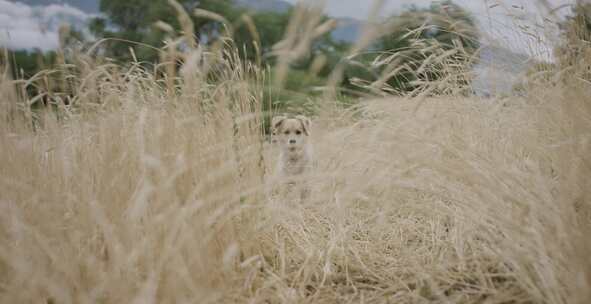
[91,0,339,69]
[90,0,239,63]
[344,1,479,94]
[233,10,291,63]
[91,0,352,118]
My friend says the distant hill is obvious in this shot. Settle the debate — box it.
[12,0,100,13]
[235,0,362,43]
[13,0,361,42]
[331,17,362,43]
[235,0,291,13]
[13,0,293,14]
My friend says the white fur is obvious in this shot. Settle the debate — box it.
[270,115,313,202]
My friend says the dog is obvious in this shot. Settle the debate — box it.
[270,114,313,201]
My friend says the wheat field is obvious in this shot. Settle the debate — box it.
[1,2,591,304]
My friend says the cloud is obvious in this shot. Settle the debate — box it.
[0,0,95,51]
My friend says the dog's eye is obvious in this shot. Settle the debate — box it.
[295,130,302,135]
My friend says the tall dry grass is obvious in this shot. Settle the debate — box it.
[1,1,591,303]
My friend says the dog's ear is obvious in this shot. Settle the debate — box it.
[272,115,287,132]
[295,115,311,136]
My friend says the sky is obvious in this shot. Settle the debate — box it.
[0,0,95,50]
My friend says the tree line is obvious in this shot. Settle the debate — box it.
[8,0,487,102]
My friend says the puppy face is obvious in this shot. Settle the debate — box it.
[272,115,311,153]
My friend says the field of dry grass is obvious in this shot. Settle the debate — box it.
[2,2,591,304]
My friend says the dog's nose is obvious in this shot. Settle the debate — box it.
[289,139,296,144]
